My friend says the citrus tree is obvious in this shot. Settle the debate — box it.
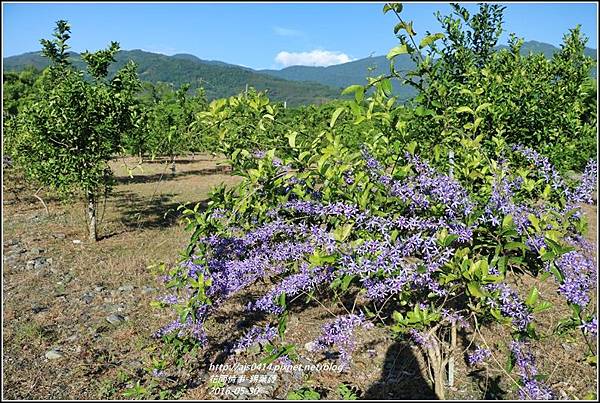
[11,20,140,241]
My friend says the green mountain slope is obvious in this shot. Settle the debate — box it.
[261,55,418,102]
[4,41,596,105]
[2,50,342,106]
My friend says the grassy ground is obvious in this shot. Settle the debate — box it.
[2,154,597,400]
[2,155,240,399]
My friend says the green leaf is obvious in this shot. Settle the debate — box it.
[387,44,409,60]
[394,21,415,36]
[490,308,504,321]
[441,234,459,247]
[528,214,541,232]
[475,103,492,114]
[286,132,297,148]
[414,106,434,116]
[419,33,445,48]
[455,106,474,114]
[342,84,364,96]
[467,282,486,298]
[502,214,514,230]
[506,352,516,373]
[380,78,393,96]
[330,107,345,128]
[392,310,404,323]
[278,312,288,340]
[405,140,417,155]
[505,241,527,253]
[333,223,354,242]
[340,274,354,291]
[532,301,552,313]
[277,292,286,309]
[383,3,402,14]
[525,287,539,307]
[586,354,597,366]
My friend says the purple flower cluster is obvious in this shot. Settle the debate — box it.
[282,199,360,219]
[315,313,373,369]
[485,284,532,331]
[510,341,554,400]
[441,309,470,329]
[153,315,208,344]
[467,346,492,366]
[155,140,595,380]
[486,172,534,234]
[361,147,383,175]
[554,251,597,307]
[408,329,433,348]
[249,264,334,314]
[568,159,598,205]
[579,317,597,336]
[275,354,294,366]
[253,150,266,159]
[512,144,565,191]
[402,153,475,218]
[158,294,179,305]
[343,169,355,185]
[233,324,277,352]
[364,152,476,219]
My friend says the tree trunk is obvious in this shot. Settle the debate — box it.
[447,323,457,388]
[434,373,446,400]
[426,340,446,400]
[170,154,176,175]
[87,191,97,241]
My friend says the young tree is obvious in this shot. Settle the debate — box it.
[12,20,140,241]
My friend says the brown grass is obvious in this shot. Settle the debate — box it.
[2,154,241,399]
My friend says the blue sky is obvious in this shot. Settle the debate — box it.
[2,2,598,70]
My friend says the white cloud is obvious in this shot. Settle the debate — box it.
[140,46,178,56]
[275,49,354,67]
[273,26,304,37]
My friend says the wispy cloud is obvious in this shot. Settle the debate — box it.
[275,49,354,67]
[273,26,304,37]
[140,45,179,55]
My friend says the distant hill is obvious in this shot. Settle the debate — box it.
[258,41,597,96]
[3,40,596,105]
[2,50,342,106]
[261,55,417,101]
[513,40,597,59]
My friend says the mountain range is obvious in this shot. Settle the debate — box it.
[3,41,597,106]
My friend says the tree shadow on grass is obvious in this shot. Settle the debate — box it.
[114,166,231,185]
[141,156,222,165]
[98,190,209,239]
[362,340,438,400]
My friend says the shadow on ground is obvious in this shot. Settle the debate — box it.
[362,341,438,400]
[114,166,231,185]
[98,190,208,239]
[140,156,219,165]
